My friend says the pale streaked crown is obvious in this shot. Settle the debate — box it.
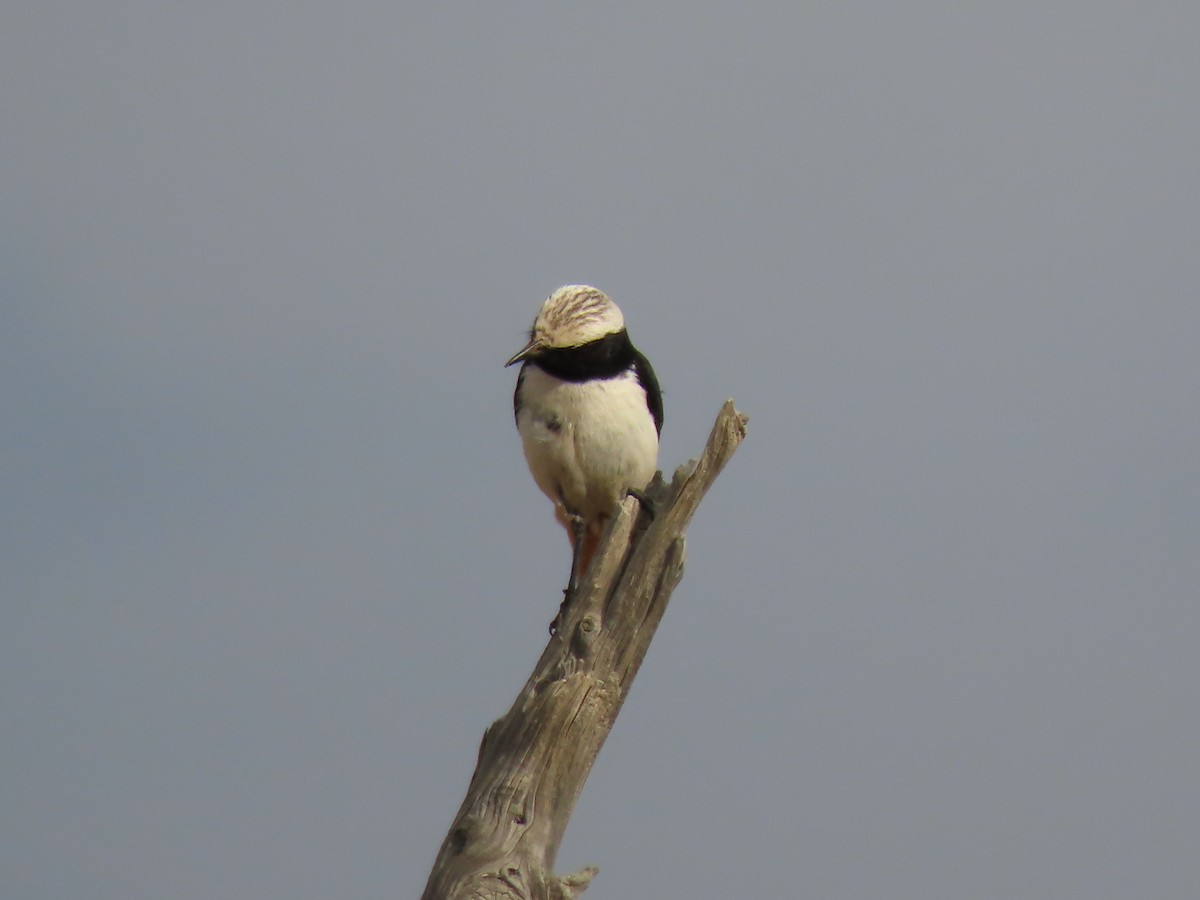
[530,285,625,349]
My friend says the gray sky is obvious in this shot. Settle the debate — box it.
[3,3,1198,898]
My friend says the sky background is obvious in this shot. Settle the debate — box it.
[3,3,1198,898]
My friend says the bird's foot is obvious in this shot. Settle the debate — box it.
[625,486,656,520]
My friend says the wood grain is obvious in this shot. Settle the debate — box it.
[422,401,748,900]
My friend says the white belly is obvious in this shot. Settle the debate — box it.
[516,366,659,526]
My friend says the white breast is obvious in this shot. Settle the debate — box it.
[516,365,659,525]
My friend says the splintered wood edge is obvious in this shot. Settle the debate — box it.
[626,400,747,574]
[677,399,749,500]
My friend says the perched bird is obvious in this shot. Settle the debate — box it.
[507,285,663,613]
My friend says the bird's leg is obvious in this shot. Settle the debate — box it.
[551,513,588,634]
[565,513,587,599]
[626,486,656,520]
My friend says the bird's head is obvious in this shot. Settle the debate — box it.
[505,285,625,367]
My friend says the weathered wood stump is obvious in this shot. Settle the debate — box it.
[422,401,748,900]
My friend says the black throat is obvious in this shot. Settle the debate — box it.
[523,328,664,436]
[532,329,638,382]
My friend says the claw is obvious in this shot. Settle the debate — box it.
[625,486,656,520]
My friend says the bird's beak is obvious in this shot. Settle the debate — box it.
[505,339,542,367]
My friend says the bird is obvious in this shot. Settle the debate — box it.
[506,285,663,622]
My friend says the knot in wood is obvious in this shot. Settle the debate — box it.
[563,613,600,659]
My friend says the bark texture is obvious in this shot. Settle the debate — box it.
[421,401,748,900]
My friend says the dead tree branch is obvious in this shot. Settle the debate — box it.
[422,400,749,900]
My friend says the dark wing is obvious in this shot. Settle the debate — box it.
[513,362,527,425]
[631,348,664,436]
